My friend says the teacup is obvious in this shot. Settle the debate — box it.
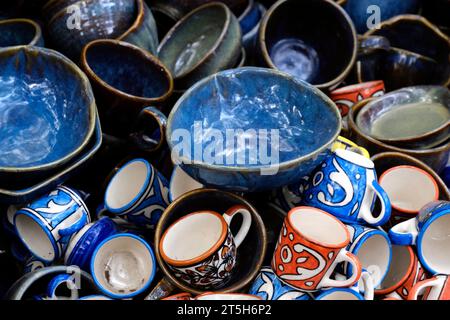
[375,245,428,300]
[159,205,252,289]
[272,206,362,291]
[408,274,450,300]
[389,200,450,275]
[344,224,392,288]
[169,166,204,202]
[103,158,170,229]
[302,149,391,227]
[249,267,311,300]
[14,186,91,263]
[195,292,261,300]
[91,233,156,299]
[46,274,79,300]
[314,288,364,300]
[335,269,375,300]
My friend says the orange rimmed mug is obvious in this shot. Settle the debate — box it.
[159,205,252,290]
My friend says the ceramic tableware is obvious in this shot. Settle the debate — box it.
[160,205,252,289]
[314,288,364,300]
[335,269,375,300]
[91,233,156,299]
[0,18,44,47]
[302,149,391,227]
[169,166,204,202]
[272,206,362,292]
[332,136,370,159]
[166,67,341,192]
[389,201,450,275]
[408,274,450,300]
[258,0,357,90]
[195,292,262,300]
[14,186,91,263]
[242,2,266,62]
[46,274,79,300]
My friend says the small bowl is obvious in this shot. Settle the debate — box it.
[348,99,450,173]
[0,46,97,183]
[258,0,357,90]
[157,2,242,90]
[356,86,450,149]
[0,19,44,47]
[166,67,341,192]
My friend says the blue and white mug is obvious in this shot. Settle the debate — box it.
[47,273,79,300]
[100,158,170,228]
[14,186,91,263]
[249,267,311,300]
[389,200,450,275]
[302,149,391,227]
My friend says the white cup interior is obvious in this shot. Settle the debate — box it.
[289,207,347,247]
[197,294,260,300]
[380,166,438,213]
[378,245,410,291]
[15,214,55,261]
[336,149,374,168]
[421,213,450,274]
[105,160,149,211]
[318,290,360,300]
[170,166,203,201]
[161,212,225,262]
[92,235,154,296]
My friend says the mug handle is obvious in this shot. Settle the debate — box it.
[320,250,362,288]
[58,212,88,237]
[408,277,445,300]
[359,180,391,226]
[47,274,79,300]
[129,106,167,153]
[144,277,176,300]
[223,205,252,248]
[359,269,375,301]
[388,218,418,245]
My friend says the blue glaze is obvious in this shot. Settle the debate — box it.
[315,287,364,300]
[249,267,311,300]
[167,67,341,192]
[46,274,78,299]
[242,2,266,55]
[0,19,44,47]
[239,0,261,35]
[0,46,95,170]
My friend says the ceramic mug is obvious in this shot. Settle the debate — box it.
[314,288,364,300]
[91,233,157,299]
[46,274,79,300]
[249,267,311,300]
[102,158,170,228]
[335,269,374,300]
[302,149,391,227]
[389,201,450,275]
[375,245,428,300]
[14,186,91,263]
[159,206,252,289]
[271,206,362,292]
[408,274,450,300]
[344,224,392,288]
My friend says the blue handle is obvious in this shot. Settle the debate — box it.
[58,213,88,237]
[371,180,392,226]
[129,106,167,152]
[388,218,417,245]
[47,274,73,297]
[388,229,415,246]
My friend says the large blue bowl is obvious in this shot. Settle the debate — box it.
[166,67,341,191]
[0,46,97,181]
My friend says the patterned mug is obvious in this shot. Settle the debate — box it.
[408,274,450,300]
[271,206,362,292]
[302,149,391,227]
[159,206,252,290]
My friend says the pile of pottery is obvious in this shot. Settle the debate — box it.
[0,0,449,301]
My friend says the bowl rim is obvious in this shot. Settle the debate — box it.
[258,0,358,90]
[166,67,342,173]
[0,45,97,173]
[0,18,42,46]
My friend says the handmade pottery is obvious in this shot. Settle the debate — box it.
[0,19,44,47]
[408,274,450,300]
[157,2,242,90]
[169,166,204,202]
[90,233,156,299]
[335,269,374,300]
[332,136,370,159]
[272,206,362,292]
[314,288,364,300]
[46,274,79,300]
[166,67,341,192]
[242,2,266,62]
[258,0,357,90]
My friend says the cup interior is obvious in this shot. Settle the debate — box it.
[170,166,203,201]
[421,213,450,274]
[288,207,348,247]
[377,245,412,292]
[380,166,439,213]
[161,211,226,264]
[91,234,155,298]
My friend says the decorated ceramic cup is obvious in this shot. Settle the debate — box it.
[159,205,252,289]
[335,269,374,300]
[271,206,362,292]
[409,274,450,300]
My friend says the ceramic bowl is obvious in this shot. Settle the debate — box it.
[258,0,357,90]
[154,189,267,296]
[356,86,450,149]
[157,2,242,90]
[348,99,450,173]
[46,0,158,61]
[166,67,341,192]
[242,2,266,61]
[0,19,44,47]
[0,45,97,185]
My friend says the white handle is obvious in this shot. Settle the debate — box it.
[320,250,362,288]
[223,205,252,248]
[408,277,445,300]
[359,270,375,300]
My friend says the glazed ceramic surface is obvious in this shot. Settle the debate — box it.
[409,274,450,300]
[166,67,341,192]
[314,287,364,300]
[169,166,204,202]
[0,19,44,47]
[46,273,79,300]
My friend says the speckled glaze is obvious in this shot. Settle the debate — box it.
[81,39,173,137]
[0,19,44,47]
[348,99,450,173]
[0,46,97,183]
[258,0,357,91]
[166,67,341,192]
[157,2,242,90]
[46,0,158,61]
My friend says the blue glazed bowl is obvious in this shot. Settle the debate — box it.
[166,67,342,192]
[0,46,97,183]
[0,19,44,47]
